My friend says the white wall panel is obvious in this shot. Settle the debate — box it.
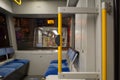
[75,14,85,71]
[0,0,12,13]
[87,14,96,71]
[106,0,114,80]
[95,0,101,76]
[75,0,87,72]
[86,0,96,72]
[75,0,96,72]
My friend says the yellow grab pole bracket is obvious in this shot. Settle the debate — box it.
[102,2,107,80]
[58,13,62,73]
[14,0,22,5]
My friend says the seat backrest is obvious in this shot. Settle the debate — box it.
[0,48,7,62]
[66,48,76,62]
[6,47,15,59]
[72,51,79,71]
[66,48,79,71]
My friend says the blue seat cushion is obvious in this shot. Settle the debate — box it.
[9,59,29,64]
[0,63,24,69]
[0,68,15,77]
[50,59,67,64]
[44,67,70,77]
[49,63,68,68]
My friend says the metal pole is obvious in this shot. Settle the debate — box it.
[58,13,62,73]
[102,2,107,80]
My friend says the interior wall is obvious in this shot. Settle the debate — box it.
[75,0,96,72]
[95,0,102,79]
[75,0,86,72]
[12,0,66,14]
[6,15,17,50]
[95,0,114,80]
[0,0,12,13]
[106,0,114,80]
[70,15,75,48]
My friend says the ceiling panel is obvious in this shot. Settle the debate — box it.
[67,0,78,6]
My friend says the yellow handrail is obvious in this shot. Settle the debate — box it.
[102,2,107,80]
[58,13,62,73]
[14,0,22,5]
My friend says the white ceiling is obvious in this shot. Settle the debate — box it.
[11,0,78,7]
[68,0,78,6]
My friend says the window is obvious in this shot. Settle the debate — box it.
[0,13,10,48]
[34,27,67,47]
[14,17,70,50]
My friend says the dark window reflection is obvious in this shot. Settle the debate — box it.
[14,18,70,50]
[0,13,10,48]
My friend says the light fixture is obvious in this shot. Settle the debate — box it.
[47,20,55,24]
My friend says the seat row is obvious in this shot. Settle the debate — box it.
[44,48,79,77]
[0,47,29,80]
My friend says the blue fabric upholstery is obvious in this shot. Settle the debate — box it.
[44,67,70,77]
[68,49,76,61]
[0,48,6,56]
[50,48,76,64]
[0,63,24,69]
[50,59,67,64]
[8,59,29,64]
[0,68,15,77]
[49,62,68,68]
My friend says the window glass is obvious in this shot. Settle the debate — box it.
[14,18,70,50]
[0,13,10,48]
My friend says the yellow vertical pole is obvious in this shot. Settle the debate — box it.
[102,2,107,80]
[58,13,62,73]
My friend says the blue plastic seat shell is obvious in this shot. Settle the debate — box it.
[44,67,70,77]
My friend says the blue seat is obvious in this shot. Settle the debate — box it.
[0,68,15,77]
[44,48,79,77]
[50,48,76,64]
[8,59,29,64]
[0,63,24,69]
[0,47,30,80]
[44,67,70,77]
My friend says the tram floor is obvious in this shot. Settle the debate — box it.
[23,75,45,80]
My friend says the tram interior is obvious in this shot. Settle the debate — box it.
[0,0,114,80]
